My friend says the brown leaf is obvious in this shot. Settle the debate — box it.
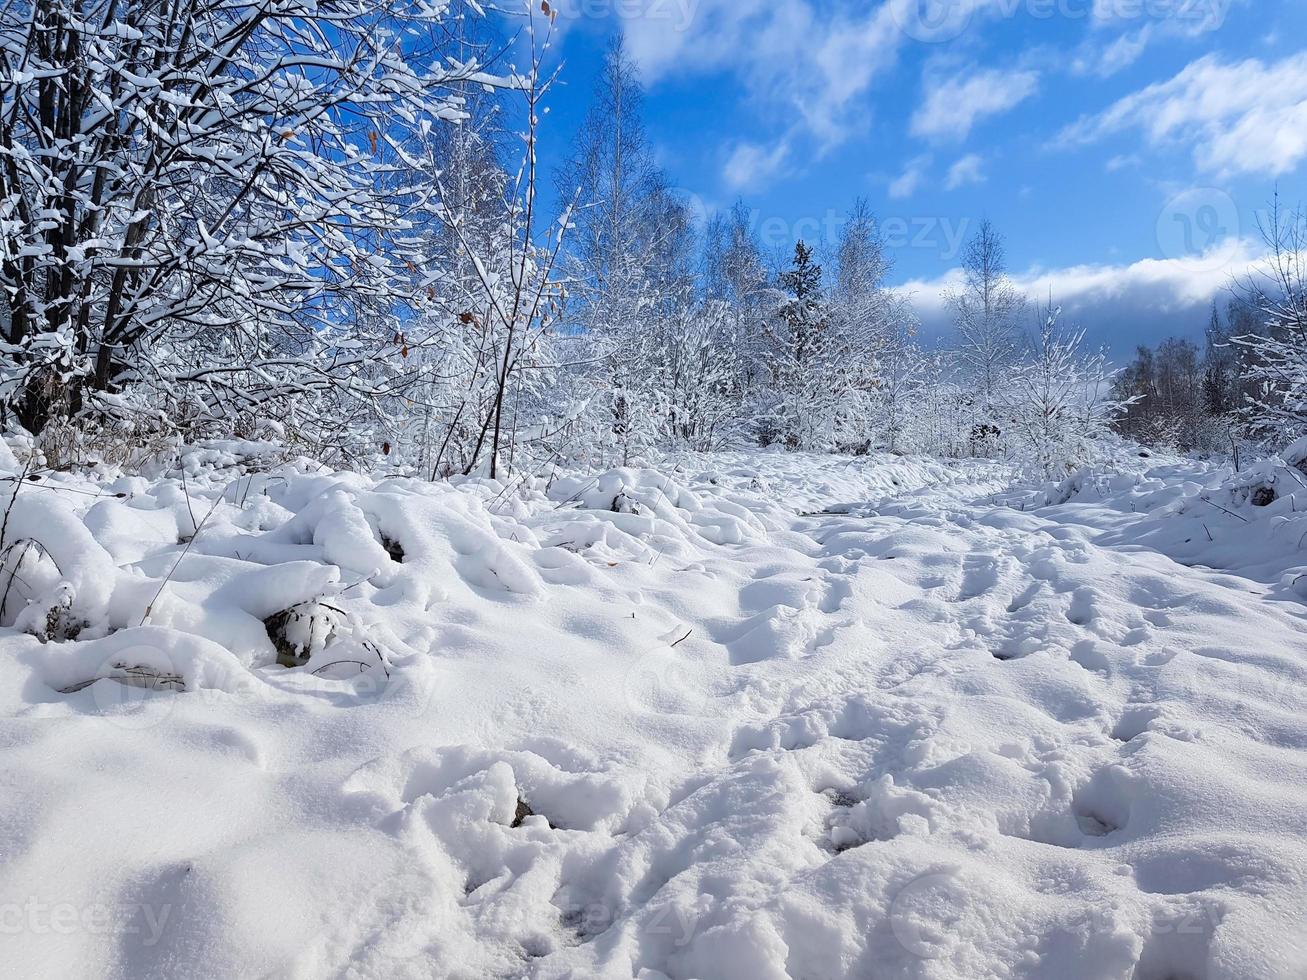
[382,441,391,456]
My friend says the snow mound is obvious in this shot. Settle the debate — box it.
[2,447,1306,979]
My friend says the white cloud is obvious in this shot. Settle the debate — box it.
[1073,0,1243,77]
[1058,53,1307,177]
[911,68,1040,142]
[621,0,902,154]
[945,153,986,190]
[896,238,1266,353]
[723,139,792,192]
[1072,26,1152,78]
[888,155,932,199]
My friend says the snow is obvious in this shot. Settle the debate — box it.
[1,444,1306,978]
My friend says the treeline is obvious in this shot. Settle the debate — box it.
[1,0,1303,478]
[1111,301,1256,455]
[1113,197,1307,465]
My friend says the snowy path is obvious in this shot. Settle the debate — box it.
[1,452,1305,979]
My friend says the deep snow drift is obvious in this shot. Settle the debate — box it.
[1,445,1305,979]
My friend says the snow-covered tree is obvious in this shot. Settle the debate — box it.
[377,12,565,479]
[828,200,919,452]
[713,207,772,341]
[1233,195,1307,446]
[945,220,1027,438]
[1003,298,1124,477]
[0,0,510,448]
[872,328,928,454]
[552,34,698,464]
[554,36,687,323]
[831,200,892,343]
[761,241,849,449]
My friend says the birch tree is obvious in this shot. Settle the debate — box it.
[946,220,1027,431]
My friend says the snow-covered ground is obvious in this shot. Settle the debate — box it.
[2,446,1306,979]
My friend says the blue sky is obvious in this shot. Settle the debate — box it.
[532,0,1307,353]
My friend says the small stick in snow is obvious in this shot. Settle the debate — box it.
[669,629,692,648]
[1198,497,1250,523]
[0,478,111,499]
[310,660,374,676]
[139,493,225,626]
[180,463,198,534]
[1277,461,1307,490]
[0,454,36,553]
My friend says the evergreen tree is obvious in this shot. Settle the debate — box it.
[763,242,845,449]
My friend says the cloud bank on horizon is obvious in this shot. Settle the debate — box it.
[897,238,1268,357]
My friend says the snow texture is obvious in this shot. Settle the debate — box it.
[0,443,1305,979]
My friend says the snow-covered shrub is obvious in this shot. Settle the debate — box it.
[0,486,118,640]
[1001,301,1126,478]
[1231,196,1307,447]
